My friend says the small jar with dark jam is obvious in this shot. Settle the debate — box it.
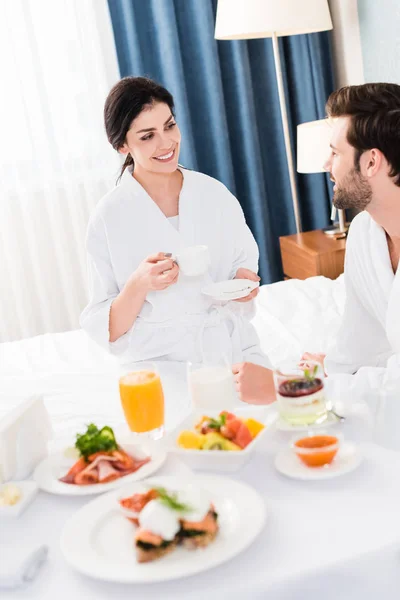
[274,363,327,426]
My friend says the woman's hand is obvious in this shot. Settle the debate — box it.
[233,268,260,303]
[109,252,179,343]
[130,252,179,293]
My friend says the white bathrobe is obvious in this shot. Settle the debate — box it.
[325,210,400,394]
[80,167,269,367]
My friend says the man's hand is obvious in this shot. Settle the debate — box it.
[298,352,326,371]
[232,362,276,405]
[233,268,260,303]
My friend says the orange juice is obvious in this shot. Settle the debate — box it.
[119,370,164,433]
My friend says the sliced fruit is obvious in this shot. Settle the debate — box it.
[221,418,253,449]
[220,418,241,440]
[202,432,240,451]
[177,430,205,450]
[219,411,236,421]
[201,432,226,450]
[233,422,253,449]
[244,418,265,438]
[221,438,241,451]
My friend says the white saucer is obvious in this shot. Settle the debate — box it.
[202,279,259,302]
[275,442,362,480]
[275,411,338,431]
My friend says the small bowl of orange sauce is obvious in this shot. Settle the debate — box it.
[292,433,340,468]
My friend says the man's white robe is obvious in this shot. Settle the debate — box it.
[80,167,269,367]
[325,211,400,393]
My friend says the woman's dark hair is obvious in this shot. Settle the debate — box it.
[104,76,175,179]
[326,83,400,186]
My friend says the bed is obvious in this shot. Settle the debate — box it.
[0,276,345,435]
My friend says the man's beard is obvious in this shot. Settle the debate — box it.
[333,168,372,211]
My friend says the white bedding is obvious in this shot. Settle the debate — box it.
[0,276,345,436]
[0,275,344,376]
[254,275,345,366]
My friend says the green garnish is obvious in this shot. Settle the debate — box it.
[207,413,227,430]
[153,487,193,513]
[303,364,318,381]
[75,423,118,461]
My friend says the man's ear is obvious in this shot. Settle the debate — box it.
[365,148,382,178]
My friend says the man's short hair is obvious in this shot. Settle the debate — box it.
[326,83,400,186]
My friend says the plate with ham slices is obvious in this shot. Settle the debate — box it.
[33,424,166,495]
[60,474,267,582]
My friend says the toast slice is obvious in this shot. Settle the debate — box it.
[135,529,177,563]
[179,510,219,550]
[135,539,177,563]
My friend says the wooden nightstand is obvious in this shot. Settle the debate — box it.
[279,230,346,280]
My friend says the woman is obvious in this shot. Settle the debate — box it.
[80,76,270,368]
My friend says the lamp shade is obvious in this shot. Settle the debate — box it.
[297,119,332,173]
[215,0,332,39]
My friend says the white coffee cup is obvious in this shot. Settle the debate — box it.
[175,245,210,277]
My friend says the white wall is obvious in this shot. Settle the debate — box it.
[328,0,364,87]
[358,0,400,82]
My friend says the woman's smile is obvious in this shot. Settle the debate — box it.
[153,147,176,162]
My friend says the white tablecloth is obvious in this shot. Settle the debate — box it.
[3,441,400,600]
[2,364,400,599]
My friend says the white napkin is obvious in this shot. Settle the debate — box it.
[0,395,52,481]
[0,545,48,589]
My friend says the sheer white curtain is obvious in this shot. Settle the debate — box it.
[0,0,121,342]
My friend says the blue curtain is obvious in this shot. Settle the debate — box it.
[107,0,335,282]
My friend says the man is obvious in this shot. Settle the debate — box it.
[234,83,400,403]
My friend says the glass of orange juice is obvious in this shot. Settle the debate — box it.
[119,363,165,440]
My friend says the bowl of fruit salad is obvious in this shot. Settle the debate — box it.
[167,407,274,471]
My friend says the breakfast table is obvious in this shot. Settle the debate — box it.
[2,364,400,600]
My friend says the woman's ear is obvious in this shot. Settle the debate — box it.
[119,143,129,156]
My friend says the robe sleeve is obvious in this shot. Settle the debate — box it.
[221,188,259,279]
[325,354,400,407]
[218,185,261,322]
[80,217,175,361]
[80,217,129,355]
[325,225,393,376]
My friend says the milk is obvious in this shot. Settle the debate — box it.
[189,365,236,409]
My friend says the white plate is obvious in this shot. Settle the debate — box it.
[275,411,338,431]
[60,474,267,583]
[166,406,276,472]
[202,279,259,302]
[33,444,166,496]
[275,442,362,480]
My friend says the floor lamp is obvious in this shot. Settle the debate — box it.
[215,0,333,234]
[297,118,347,236]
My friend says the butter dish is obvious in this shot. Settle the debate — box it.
[0,481,38,518]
